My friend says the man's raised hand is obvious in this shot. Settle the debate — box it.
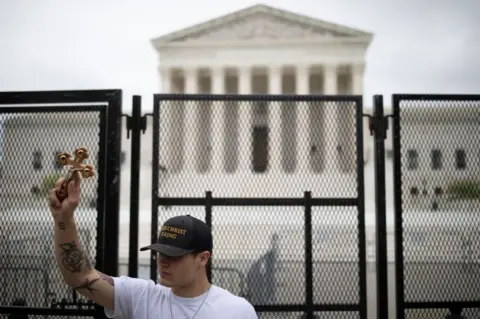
[49,173,81,221]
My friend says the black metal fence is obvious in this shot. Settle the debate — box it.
[0,90,479,319]
[392,94,480,319]
[0,90,122,318]
[146,94,367,318]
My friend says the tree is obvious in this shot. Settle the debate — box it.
[446,179,480,201]
[40,173,64,196]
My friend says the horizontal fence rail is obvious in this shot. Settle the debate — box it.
[2,91,479,319]
[150,94,367,318]
[0,89,123,319]
[392,94,480,319]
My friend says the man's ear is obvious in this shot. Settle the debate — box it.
[200,251,211,266]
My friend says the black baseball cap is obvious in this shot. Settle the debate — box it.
[140,215,213,257]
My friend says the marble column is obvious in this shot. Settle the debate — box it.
[352,63,365,95]
[160,67,171,93]
[296,65,310,172]
[158,67,171,168]
[353,63,365,172]
[324,64,338,172]
[211,67,225,172]
[184,68,198,172]
[238,67,252,172]
[268,66,282,171]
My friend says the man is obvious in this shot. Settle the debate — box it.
[48,174,258,318]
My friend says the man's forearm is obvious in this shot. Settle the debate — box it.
[52,213,115,308]
[53,216,93,286]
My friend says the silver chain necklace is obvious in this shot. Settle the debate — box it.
[169,286,211,319]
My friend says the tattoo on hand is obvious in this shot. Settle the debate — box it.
[60,240,86,273]
[73,277,100,294]
[58,222,67,230]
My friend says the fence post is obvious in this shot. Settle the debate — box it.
[205,191,213,283]
[103,91,123,279]
[126,95,143,278]
[371,95,389,317]
[98,90,123,318]
[304,191,313,319]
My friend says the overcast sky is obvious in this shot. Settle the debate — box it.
[1,0,479,111]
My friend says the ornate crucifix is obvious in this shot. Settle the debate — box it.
[56,147,95,201]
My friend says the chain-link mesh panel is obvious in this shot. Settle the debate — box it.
[154,95,364,316]
[312,206,360,304]
[0,110,102,313]
[405,308,480,318]
[397,98,480,312]
[157,98,359,198]
[156,206,306,305]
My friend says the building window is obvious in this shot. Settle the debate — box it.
[407,149,418,170]
[309,103,325,174]
[196,102,212,173]
[33,150,42,170]
[281,102,297,173]
[252,126,268,173]
[455,149,466,170]
[31,185,40,195]
[254,101,267,116]
[431,149,442,170]
[410,187,419,196]
[224,102,239,173]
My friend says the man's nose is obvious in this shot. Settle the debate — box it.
[158,256,170,265]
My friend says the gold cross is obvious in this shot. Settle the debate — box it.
[56,147,95,201]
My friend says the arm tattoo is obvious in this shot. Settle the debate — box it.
[98,271,115,286]
[84,255,92,270]
[73,277,100,294]
[60,240,88,273]
[58,222,67,230]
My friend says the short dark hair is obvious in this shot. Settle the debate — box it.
[191,250,212,282]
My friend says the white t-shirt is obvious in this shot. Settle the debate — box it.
[104,276,258,319]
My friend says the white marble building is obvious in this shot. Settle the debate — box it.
[0,2,477,260]
[0,2,478,261]
[152,4,369,197]
[131,3,373,263]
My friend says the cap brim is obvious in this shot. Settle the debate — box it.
[139,243,194,257]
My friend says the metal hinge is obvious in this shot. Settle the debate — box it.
[363,113,393,140]
[122,113,153,139]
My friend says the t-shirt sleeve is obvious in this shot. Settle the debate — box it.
[104,276,155,318]
[240,299,259,319]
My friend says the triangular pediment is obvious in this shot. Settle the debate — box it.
[152,4,373,47]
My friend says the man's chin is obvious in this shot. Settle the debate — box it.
[159,277,172,287]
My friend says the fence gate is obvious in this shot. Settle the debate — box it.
[148,94,367,318]
[392,94,480,318]
[0,90,123,318]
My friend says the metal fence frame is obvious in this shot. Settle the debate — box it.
[392,94,480,319]
[145,94,368,318]
[0,89,123,318]
[1,90,479,318]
